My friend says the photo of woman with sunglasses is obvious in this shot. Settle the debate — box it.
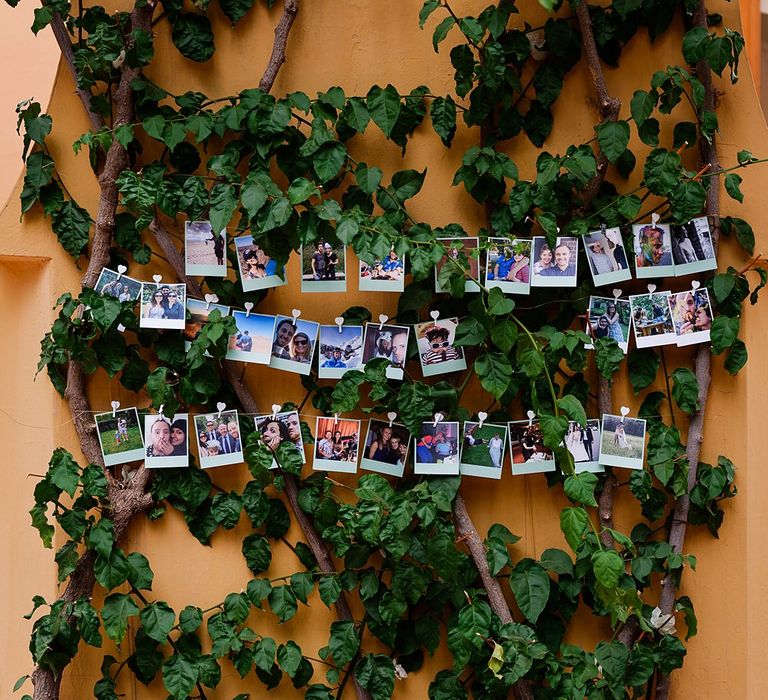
[414,317,467,377]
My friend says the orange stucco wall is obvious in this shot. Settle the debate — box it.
[1,2,767,698]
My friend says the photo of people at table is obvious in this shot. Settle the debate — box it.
[414,421,460,474]
[313,417,360,473]
[507,420,556,475]
[629,291,677,348]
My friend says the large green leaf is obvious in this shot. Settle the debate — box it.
[366,85,401,137]
[162,654,199,700]
[140,602,176,643]
[171,13,215,62]
[101,593,140,643]
[595,120,630,162]
[509,558,550,623]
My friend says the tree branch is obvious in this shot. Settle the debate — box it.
[259,0,299,93]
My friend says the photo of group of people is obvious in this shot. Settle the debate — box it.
[359,250,405,292]
[600,414,647,470]
[235,235,286,292]
[94,268,142,302]
[185,221,226,277]
[459,422,508,479]
[435,237,481,293]
[508,421,556,475]
[302,240,347,292]
[583,226,632,286]
[633,218,716,278]
[313,417,360,473]
[414,421,460,475]
[95,408,145,467]
[586,297,632,353]
[139,283,187,330]
[629,287,712,348]
[255,410,306,467]
[361,419,411,477]
[145,413,189,468]
[193,411,244,469]
[414,318,466,376]
[485,238,532,295]
[317,325,364,379]
[530,236,579,288]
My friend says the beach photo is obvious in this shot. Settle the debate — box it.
[460,421,508,479]
[313,417,360,473]
[317,324,364,379]
[484,237,531,295]
[301,241,347,292]
[599,414,646,470]
[226,311,276,364]
[183,298,231,349]
[185,220,227,277]
[234,235,287,292]
[361,419,411,477]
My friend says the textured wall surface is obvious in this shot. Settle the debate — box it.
[1,2,766,698]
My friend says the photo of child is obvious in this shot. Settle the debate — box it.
[414,317,466,377]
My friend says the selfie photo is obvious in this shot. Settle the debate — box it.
[530,236,578,288]
[313,417,360,473]
[234,235,286,292]
[269,316,320,375]
[254,410,306,467]
[317,324,364,379]
[145,413,189,468]
[139,283,187,330]
[668,287,712,346]
[361,419,411,477]
[361,323,410,380]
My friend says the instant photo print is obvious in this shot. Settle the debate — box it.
[361,322,410,380]
[269,316,320,376]
[94,267,142,303]
[226,311,276,364]
[414,421,460,475]
[414,317,466,377]
[359,250,405,292]
[301,241,347,293]
[318,325,364,379]
[633,223,675,278]
[459,421,508,479]
[435,237,480,293]
[95,408,145,467]
[184,220,227,277]
[585,296,631,353]
[234,235,287,292]
[599,414,646,470]
[671,217,717,276]
[507,420,556,475]
[583,227,632,286]
[564,420,603,474]
[361,419,411,477]
[530,236,578,288]
[139,283,187,330]
[145,413,189,468]
[313,417,360,474]
[629,291,677,348]
[484,237,532,295]
[193,411,244,469]
[254,410,307,469]
[184,298,231,351]
[668,287,712,347]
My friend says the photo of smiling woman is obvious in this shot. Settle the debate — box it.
[530,236,578,288]
[255,410,306,468]
[269,316,320,375]
[145,414,189,468]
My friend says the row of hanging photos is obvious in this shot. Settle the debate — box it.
[98,402,647,478]
[102,214,717,300]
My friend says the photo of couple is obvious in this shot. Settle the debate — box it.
[194,411,244,469]
[508,420,556,475]
[530,236,578,288]
[586,297,631,353]
[583,226,632,286]
[145,414,189,468]
[94,407,144,467]
[184,220,226,277]
[95,267,142,303]
[361,323,409,380]
[269,316,320,376]
[564,420,603,473]
[255,410,306,467]
[459,421,508,479]
[302,240,347,292]
[361,419,411,477]
[235,235,286,292]
[359,250,405,292]
[414,421,460,475]
[484,238,532,295]
[313,417,360,473]
[139,283,187,330]
[669,287,712,346]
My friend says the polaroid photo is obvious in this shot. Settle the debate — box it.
[484,237,532,295]
[145,413,189,469]
[507,420,556,475]
[95,408,145,467]
[668,287,712,347]
[226,311,276,364]
[359,250,405,292]
[317,325,364,379]
[564,420,603,474]
[414,317,466,377]
[583,227,633,286]
[629,291,677,349]
[599,414,647,470]
[530,236,579,288]
[301,241,347,293]
[193,411,244,469]
[361,419,411,477]
[313,417,361,473]
[361,322,410,381]
[414,421,460,475]
[254,411,307,469]
[184,298,231,351]
[435,237,480,293]
[460,421,508,479]
[269,316,320,376]
[671,217,717,276]
[139,283,187,330]
[234,235,287,292]
[94,268,142,303]
[184,220,227,277]
[585,296,632,353]
[632,223,675,278]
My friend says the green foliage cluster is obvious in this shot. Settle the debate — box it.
[10,0,765,698]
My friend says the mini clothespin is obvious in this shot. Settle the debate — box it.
[433,412,444,428]
[651,213,660,227]
[647,283,657,294]
[378,314,388,330]
[333,413,339,426]
[335,316,345,334]
[204,293,218,310]
[619,406,630,424]
[271,404,281,420]
[429,310,440,328]
[216,402,226,419]
[158,404,164,420]
[244,302,254,318]
[477,411,487,429]
[291,309,301,327]
[111,401,120,417]
[387,411,397,427]
[116,264,127,281]
[613,288,622,301]
[527,410,535,428]
[153,274,163,285]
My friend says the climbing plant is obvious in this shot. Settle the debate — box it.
[8,0,765,699]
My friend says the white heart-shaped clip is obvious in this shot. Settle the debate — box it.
[429,310,440,321]
[335,316,345,332]
[433,412,444,427]
[620,406,631,417]
[244,301,254,317]
[216,402,226,417]
[291,309,301,326]
[612,288,622,300]
[152,274,162,284]
[271,403,281,419]
[477,411,488,427]
[378,314,388,330]
[651,213,660,226]
[117,323,126,333]
[117,264,127,275]
[647,283,657,294]
[111,400,120,416]
[691,280,701,290]
[387,411,397,426]
[158,404,165,418]
[204,293,218,309]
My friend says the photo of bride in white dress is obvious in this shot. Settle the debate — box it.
[564,420,602,473]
